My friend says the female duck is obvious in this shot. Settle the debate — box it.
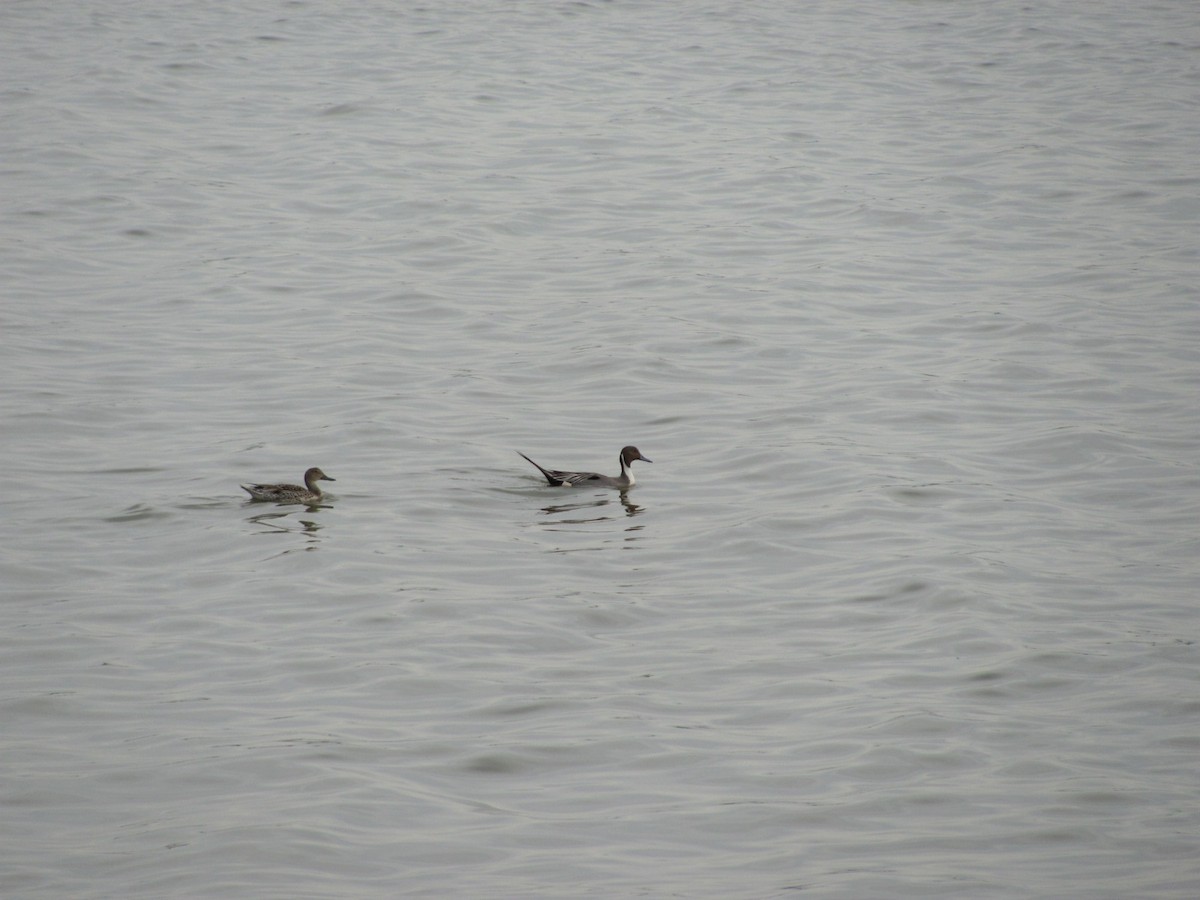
[241,467,335,504]
[517,446,651,490]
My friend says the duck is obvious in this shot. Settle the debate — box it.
[517,446,651,489]
[241,467,335,504]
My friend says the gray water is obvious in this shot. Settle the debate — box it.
[3,1,1199,897]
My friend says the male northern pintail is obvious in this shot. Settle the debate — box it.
[241,467,335,504]
[517,446,651,489]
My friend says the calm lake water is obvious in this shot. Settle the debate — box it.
[3,1,1199,897]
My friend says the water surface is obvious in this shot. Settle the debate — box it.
[3,1,1199,897]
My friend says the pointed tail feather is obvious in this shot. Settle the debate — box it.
[516,451,562,486]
